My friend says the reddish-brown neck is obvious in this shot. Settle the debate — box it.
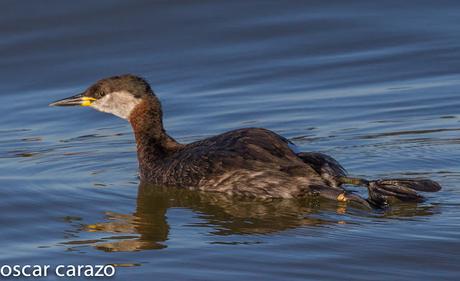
[128,98,183,176]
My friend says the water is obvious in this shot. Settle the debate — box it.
[1,1,459,280]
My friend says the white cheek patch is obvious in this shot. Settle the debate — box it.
[91,91,141,119]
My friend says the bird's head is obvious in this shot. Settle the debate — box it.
[49,74,157,120]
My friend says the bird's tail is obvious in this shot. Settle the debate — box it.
[338,177,441,207]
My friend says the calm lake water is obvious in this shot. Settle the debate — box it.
[1,1,460,280]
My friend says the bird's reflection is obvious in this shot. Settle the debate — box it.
[62,183,439,252]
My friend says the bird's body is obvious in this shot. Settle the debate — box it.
[138,127,333,198]
[50,74,441,208]
[128,96,348,200]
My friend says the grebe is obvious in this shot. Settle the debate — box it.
[50,74,441,208]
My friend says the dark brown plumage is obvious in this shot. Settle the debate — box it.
[50,74,442,208]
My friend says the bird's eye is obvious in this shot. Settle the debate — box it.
[95,91,105,99]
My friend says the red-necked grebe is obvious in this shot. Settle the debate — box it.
[50,74,441,208]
